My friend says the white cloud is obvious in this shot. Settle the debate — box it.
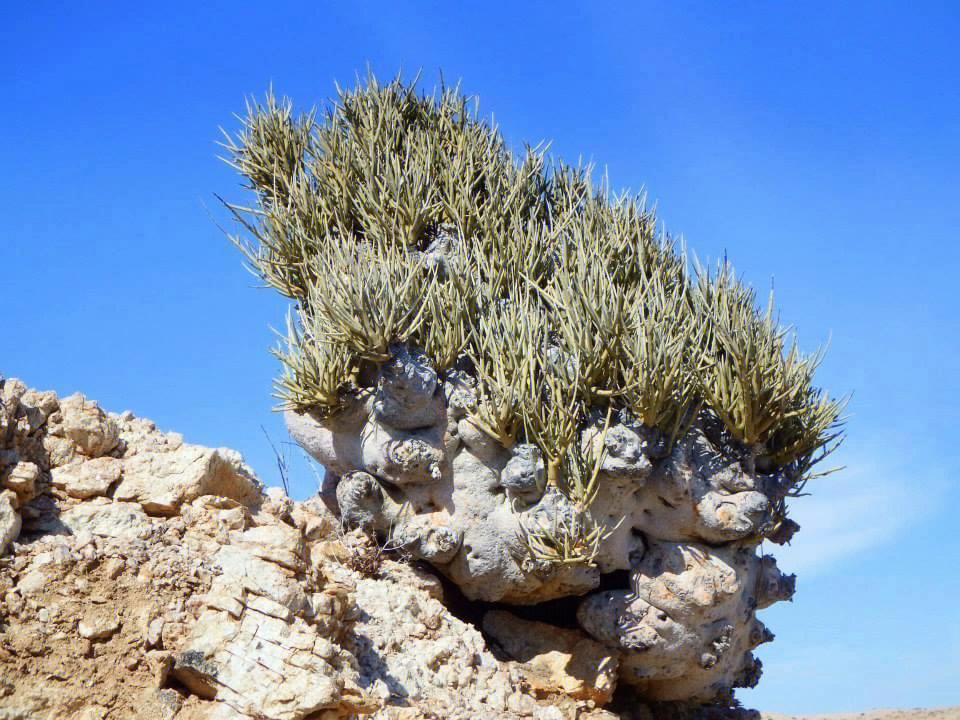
[768,448,949,576]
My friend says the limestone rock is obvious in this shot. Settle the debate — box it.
[50,456,122,499]
[289,495,337,541]
[43,433,79,468]
[483,609,619,704]
[0,377,790,717]
[2,460,38,505]
[60,500,152,539]
[0,490,20,556]
[333,559,533,719]
[56,393,120,457]
[173,607,374,719]
[115,444,261,515]
[229,523,305,571]
[114,411,185,456]
[210,544,307,614]
[78,610,121,640]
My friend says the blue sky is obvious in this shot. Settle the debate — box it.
[2,2,958,713]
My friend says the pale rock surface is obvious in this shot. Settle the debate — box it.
[78,610,121,640]
[2,461,38,505]
[229,522,305,570]
[328,555,532,720]
[50,456,122,499]
[115,444,261,515]
[0,491,20,556]
[483,610,619,704]
[3,377,682,719]
[55,392,120,457]
[60,500,153,539]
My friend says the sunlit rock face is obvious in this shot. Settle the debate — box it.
[0,377,540,719]
[286,347,797,703]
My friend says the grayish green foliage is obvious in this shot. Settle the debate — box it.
[221,73,845,515]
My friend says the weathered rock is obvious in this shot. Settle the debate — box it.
[483,610,619,704]
[173,607,374,719]
[0,381,398,718]
[333,559,534,719]
[60,500,152,539]
[56,393,120,457]
[229,523,305,571]
[2,460,38,505]
[50,456,122,499]
[0,490,21,555]
[43,433,79,468]
[0,377,28,412]
[115,444,261,515]
[78,610,121,640]
[289,496,337,541]
[137,689,183,720]
[0,377,792,717]
[212,543,301,605]
[114,411,186,456]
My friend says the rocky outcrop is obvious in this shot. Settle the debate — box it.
[1,377,379,719]
[285,348,797,705]
[2,377,773,719]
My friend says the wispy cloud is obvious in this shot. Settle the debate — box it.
[769,447,950,576]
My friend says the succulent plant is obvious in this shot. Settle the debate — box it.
[222,72,845,524]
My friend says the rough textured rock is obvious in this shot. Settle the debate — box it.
[0,491,19,556]
[114,444,262,516]
[50,456,122,499]
[55,392,121,457]
[483,610,619,704]
[5,377,728,719]
[284,349,798,704]
[2,461,38,505]
[60,500,153,539]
